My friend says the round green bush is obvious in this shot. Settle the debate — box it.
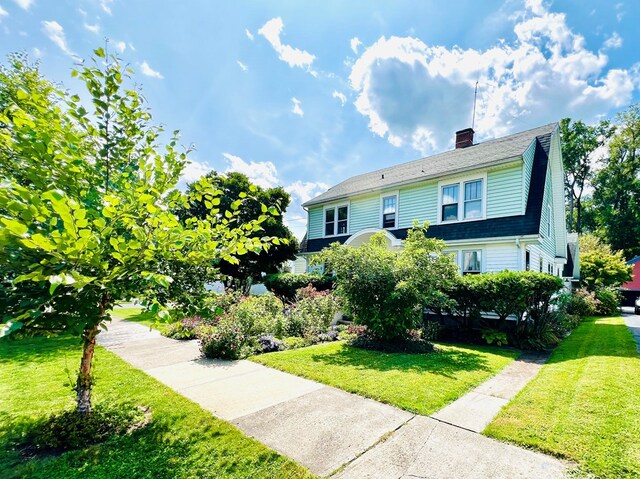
[199,318,246,359]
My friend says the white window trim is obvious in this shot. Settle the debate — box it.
[446,248,484,274]
[437,173,487,224]
[323,203,350,237]
[379,191,399,229]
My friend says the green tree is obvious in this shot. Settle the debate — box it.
[0,51,277,413]
[180,171,297,292]
[316,224,458,341]
[578,234,632,289]
[559,118,612,233]
[592,104,640,258]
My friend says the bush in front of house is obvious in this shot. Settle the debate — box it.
[317,225,458,343]
[594,287,620,316]
[257,335,284,353]
[560,288,598,317]
[163,316,213,340]
[199,318,247,360]
[283,285,343,339]
[229,293,286,338]
[263,272,333,301]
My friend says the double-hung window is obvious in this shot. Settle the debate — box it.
[463,180,483,219]
[381,195,397,229]
[462,250,482,274]
[325,205,348,236]
[441,184,459,221]
[440,177,484,222]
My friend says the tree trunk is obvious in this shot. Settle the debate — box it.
[76,322,100,414]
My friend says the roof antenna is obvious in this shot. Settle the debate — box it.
[471,80,479,130]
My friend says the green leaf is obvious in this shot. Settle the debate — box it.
[1,218,28,236]
[0,321,24,338]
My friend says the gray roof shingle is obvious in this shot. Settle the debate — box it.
[302,123,558,207]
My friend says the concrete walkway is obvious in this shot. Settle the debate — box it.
[98,317,567,478]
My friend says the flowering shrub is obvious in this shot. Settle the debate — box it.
[594,287,620,316]
[562,289,598,317]
[257,335,284,353]
[317,329,339,342]
[199,317,246,359]
[284,287,342,338]
[163,316,213,340]
[230,293,286,337]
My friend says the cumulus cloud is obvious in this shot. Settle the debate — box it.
[258,17,316,73]
[350,37,362,54]
[291,97,304,117]
[0,5,8,19]
[332,90,347,106]
[286,181,330,204]
[181,159,212,182]
[245,28,254,41]
[603,32,623,49]
[237,60,248,71]
[222,153,279,189]
[140,61,164,79]
[42,21,77,58]
[348,1,635,154]
[12,0,33,10]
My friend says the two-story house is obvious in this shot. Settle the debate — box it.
[295,123,579,281]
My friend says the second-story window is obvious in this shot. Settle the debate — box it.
[325,205,348,236]
[382,195,397,228]
[464,180,483,219]
[441,184,459,221]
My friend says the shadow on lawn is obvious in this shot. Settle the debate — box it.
[309,344,511,379]
[0,335,83,364]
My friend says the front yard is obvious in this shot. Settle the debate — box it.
[0,335,313,479]
[485,315,640,479]
[251,340,519,415]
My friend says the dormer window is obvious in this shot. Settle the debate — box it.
[324,205,348,236]
[381,194,398,229]
[439,175,485,223]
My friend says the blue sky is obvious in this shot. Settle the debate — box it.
[1,0,639,239]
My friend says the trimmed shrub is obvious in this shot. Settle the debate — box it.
[594,287,620,316]
[199,318,247,359]
[263,273,333,301]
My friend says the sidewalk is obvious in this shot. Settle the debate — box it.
[98,317,567,478]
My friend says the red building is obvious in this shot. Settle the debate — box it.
[621,256,640,306]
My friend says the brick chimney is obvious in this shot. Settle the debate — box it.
[455,128,474,149]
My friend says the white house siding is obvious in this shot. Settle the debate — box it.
[486,165,523,218]
[539,164,557,259]
[349,194,379,233]
[398,181,437,228]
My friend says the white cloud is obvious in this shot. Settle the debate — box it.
[237,60,248,71]
[84,23,100,34]
[332,90,347,106]
[245,28,254,41]
[603,32,623,49]
[114,41,126,53]
[222,153,279,189]
[99,0,113,15]
[258,17,316,73]
[31,47,42,58]
[181,159,212,182]
[286,181,330,204]
[42,21,77,58]
[140,61,164,79]
[12,0,33,10]
[350,37,362,54]
[0,5,8,19]
[348,1,635,154]
[291,97,304,117]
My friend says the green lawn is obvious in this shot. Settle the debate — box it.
[0,335,313,479]
[250,341,518,415]
[485,316,640,479]
[112,306,158,329]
